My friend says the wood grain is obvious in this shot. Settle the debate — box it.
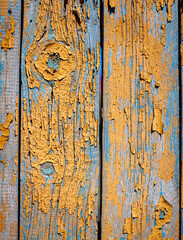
[20,0,100,239]
[181,1,183,239]
[102,0,180,239]
[0,0,21,239]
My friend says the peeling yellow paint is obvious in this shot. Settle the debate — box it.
[147,196,172,239]
[128,137,136,155]
[161,24,166,46]
[0,0,9,20]
[0,113,13,149]
[109,0,116,8]
[123,218,133,240]
[152,108,163,135]
[158,149,175,183]
[103,0,177,238]
[34,42,76,81]
[2,16,15,51]
[155,0,174,21]
[131,202,138,218]
[153,143,157,154]
[22,0,99,238]
[1,159,7,166]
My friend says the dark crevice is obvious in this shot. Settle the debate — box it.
[8,9,12,15]
[64,0,68,10]
[73,9,81,26]
[107,0,115,14]
[98,0,104,240]
[178,0,182,239]
[18,0,24,238]
[80,0,85,4]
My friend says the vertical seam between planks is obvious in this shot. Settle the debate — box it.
[178,0,182,238]
[18,0,24,238]
[98,0,104,239]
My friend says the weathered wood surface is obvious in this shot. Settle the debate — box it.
[20,0,100,239]
[0,0,21,239]
[102,0,179,239]
[181,2,183,239]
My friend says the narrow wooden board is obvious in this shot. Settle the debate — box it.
[102,0,179,239]
[180,2,183,239]
[0,0,21,239]
[20,0,100,239]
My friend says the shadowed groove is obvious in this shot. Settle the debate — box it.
[98,0,104,239]
[18,0,24,238]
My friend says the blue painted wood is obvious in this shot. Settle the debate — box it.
[20,0,100,239]
[0,0,21,239]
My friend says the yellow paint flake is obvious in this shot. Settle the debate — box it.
[152,143,157,154]
[87,3,90,19]
[0,113,13,149]
[153,181,157,186]
[1,159,7,166]
[147,196,172,239]
[109,0,116,8]
[2,16,15,51]
[128,137,136,155]
[123,218,133,240]
[140,72,152,83]
[161,24,166,46]
[152,108,163,135]
[131,202,138,218]
[158,149,175,183]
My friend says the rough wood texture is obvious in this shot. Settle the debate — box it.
[181,2,183,239]
[20,0,100,239]
[102,0,179,239]
[0,0,20,239]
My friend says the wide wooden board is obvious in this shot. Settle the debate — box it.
[20,0,100,239]
[102,0,179,239]
[0,0,21,239]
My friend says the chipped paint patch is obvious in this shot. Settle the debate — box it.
[0,113,13,149]
[158,149,175,183]
[1,16,15,51]
[147,196,172,239]
[152,108,163,135]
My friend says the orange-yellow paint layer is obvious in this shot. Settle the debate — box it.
[0,113,13,149]
[103,0,178,238]
[22,0,100,238]
[2,16,15,51]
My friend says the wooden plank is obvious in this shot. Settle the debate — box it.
[20,0,100,239]
[0,0,21,239]
[180,2,183,239]
[102,0,179,239]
